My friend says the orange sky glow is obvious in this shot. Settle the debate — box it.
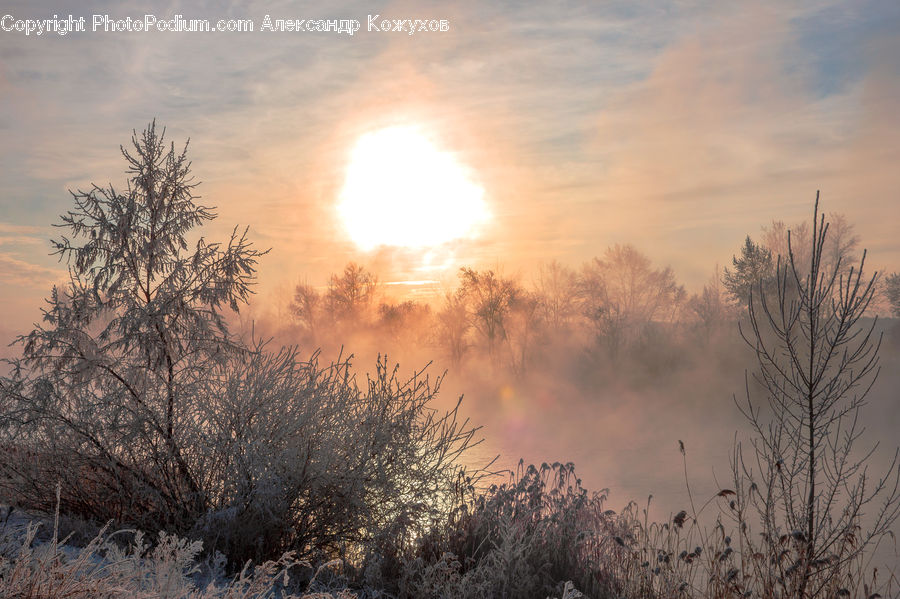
[1,1,900,546]
[1,0,898,334]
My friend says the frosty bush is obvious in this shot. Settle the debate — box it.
[0,514,352,598]
[0,121,480,568]
[384,461,622,599]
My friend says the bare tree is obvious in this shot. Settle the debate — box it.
[822,213,860,278]
[763,219,811,277]
[503,289,541,375]
[882,272,900,318]
[534,260,580,334]
[580,245,684,357]
[688,269,735,342]
[325,262,379,326]
[764,213,860,284]
[730,195,900,598]
[289,280,321,343]
[456,267,522,360]
[378,299,432,345]
[436,291,470,366]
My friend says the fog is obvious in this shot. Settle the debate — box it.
[240,244,900,528]
[230,244,900,578]
[4,197,899,585]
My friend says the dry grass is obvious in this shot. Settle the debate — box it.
[0,488,359,599]
[0,458,896,599]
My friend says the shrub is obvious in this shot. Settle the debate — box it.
[0,121,480,569]
[382,461,623,599]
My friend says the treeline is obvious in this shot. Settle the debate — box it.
[3,122,899,599]
[276,213,898,380]
[285,251,718,377]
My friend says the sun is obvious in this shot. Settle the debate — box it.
[337,126,489,251]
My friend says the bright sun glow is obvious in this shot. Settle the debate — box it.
[338,126,489,250]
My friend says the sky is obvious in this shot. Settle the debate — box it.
[2,0,900,335]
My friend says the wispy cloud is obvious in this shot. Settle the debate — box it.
[0,0,898,318]
[0,253,61,287]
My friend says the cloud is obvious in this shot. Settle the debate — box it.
[595,6,823,200]
[0,222,59,290]
[0,222,48,248]
[581,2,900,282]
[0,0,898,309]
[0,252,61,287]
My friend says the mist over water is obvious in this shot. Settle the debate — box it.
[3,196,899,586]
[246,263,900,524]
[245,293,900,573]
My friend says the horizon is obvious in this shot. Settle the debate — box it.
[2,3,900,593]
[2,1,899,336]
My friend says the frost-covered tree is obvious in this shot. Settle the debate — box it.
[0,122,480,566]
[0,121,264,526]
[723,236,774,307]
[884,272,900,318]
